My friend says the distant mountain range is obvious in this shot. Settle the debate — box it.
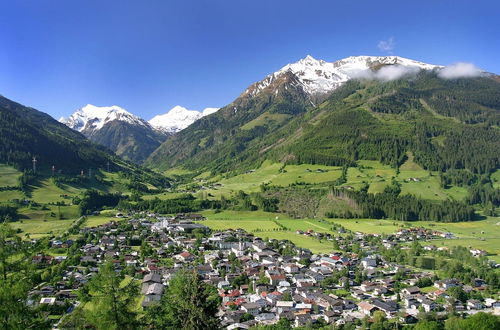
[60,104,219,163]
[10,54,497,174]
[0,96,124,173]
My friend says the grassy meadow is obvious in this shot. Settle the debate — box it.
[184,156,467,202]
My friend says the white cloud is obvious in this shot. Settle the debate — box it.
[437,62,484,79]
[377,37,395,53]
[349,64,421,81]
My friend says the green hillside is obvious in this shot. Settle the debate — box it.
[147,72,500,177]
[87,120,167,164]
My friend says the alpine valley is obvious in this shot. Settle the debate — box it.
[1,54,500,329]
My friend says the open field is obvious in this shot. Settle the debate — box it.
[201,209,292,221]
[191,157,466,201]
[11,218,74,238]
[431,238,500,262]
[200,161,343,198]
[84,214,128,227]
[142,192,186,200]
[347,156,468,200]
[200,210,336,253]
[0,164,22,187]
[0,190,23,201]
[277,219,334,233]
[326,218,404,234]
[199,209,500,260]
[30,179,83,204]
[240,113,290,131]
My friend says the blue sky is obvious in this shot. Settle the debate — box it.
[0,0,498,120]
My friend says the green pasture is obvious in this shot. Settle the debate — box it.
[197,161,343,198]
[30,178,83,204]
[0,165,22,187]
[326,218,404,234]
[84,214,127,228]
[0,190,23,201]
[431,238,500,262]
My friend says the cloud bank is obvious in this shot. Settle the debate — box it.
[349,65,421,81]
[437,62,484,79]
[377,37,395,53]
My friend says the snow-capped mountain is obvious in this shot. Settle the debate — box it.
[149,105,220,134]
[147,55,444,169]
[60,104,167,163]
[59,104,151,135]
[244,55,440,98]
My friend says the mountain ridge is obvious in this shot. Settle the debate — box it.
[146,55,499,176]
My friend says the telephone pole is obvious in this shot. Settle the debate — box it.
[32,156,37,174]
[52,165,55,177]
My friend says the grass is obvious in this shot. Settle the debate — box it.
[195,161,343,198]
[30,178,83,204]
[397,154,467,201]
[326,218,404,234]
[11,218,74,238]
[142,192,186,200]
[420,286,438,293]
[253,231,335,254]
[84,215,127,227]
[0,164,22,187]
[201,209,500,260]
[199,210,337,253]
[187,157,466,202]
[0,190,23,201]
[277,219,334,233]
[240,113,290,130]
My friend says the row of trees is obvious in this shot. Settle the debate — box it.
[331,186,476,222]
[0,205,18,222]
[75,190,124,215]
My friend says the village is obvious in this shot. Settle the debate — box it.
[27,213,500,328]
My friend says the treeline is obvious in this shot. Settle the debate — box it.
[76,190,124,215]
[467,183,500,206]
[18,170,36,194]
[382,243,499,291]
[330,186,476,222]
[0,205,18,222]
[118,170,171,192]
[118,195,217,214]
[439,169,479,187]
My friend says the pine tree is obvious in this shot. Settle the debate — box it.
[83,261,139,330]
[145,270,220,329]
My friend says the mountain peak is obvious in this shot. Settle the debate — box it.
[149,105,220,134]
[298,54,321,65]
[244,55,440,98]
[60,104,147,133]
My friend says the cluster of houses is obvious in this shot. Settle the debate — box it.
[24,213,500,328]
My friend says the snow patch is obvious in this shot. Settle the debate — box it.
[149,105,219,134]
[244,55,441,97]
[60,104,149,133]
